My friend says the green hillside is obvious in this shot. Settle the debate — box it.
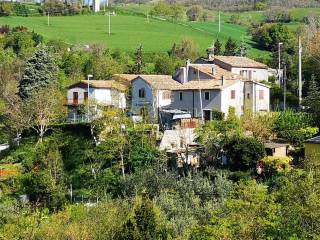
[0,14,269,57]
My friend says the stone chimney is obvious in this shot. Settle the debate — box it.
[173,67,187,84]
[211,64,217,76]
[208,52,214,61]
[221,75,226,86]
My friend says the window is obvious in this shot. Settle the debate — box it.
[84,92,88,101]
[73,92,78,105]
[231,90,236,99]
[259,90,264,100]
[247,93,250,99]
[204,91,210,100]
[240,70,248,78]
[138,88,145,98]
[179,92,183,101]
[248,70,253,81]
[163,91,171,100]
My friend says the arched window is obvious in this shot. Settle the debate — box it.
[139,88,145,98]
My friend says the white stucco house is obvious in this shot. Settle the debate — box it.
[130,75,179,120]
[66,80,127,122]
[196,55,271,82]
[171,63,270,120]
[129,59,270,121]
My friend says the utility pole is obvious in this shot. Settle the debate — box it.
[108,12,111,36]
[298,36,302,108]
[198,69,204,122]
[70,184,73,203]
[47,12,50,26]
[87,74,93,121]
[283,64,287,111]
[278,42,283,86]
[218,11,221,33]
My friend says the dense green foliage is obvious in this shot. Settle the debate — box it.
[1,6,320,239]
[19,47,58,98]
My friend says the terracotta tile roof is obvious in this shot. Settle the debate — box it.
[214,56,268,69]
[189,64,244,81]
[114,74,138,82]
[133,74,239,91]
[132,75,182,90]
[176,79,238,90]
[68,80,127,91]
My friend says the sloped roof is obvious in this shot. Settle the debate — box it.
[133,75,182,90]
[214,56,268,69]
[114,74,138,82]
[190,64,244,80]
[264,142,289,149]
[133,73,239,91]
[68,80,126,91]
[177,79,238,90]
[305,136,320,144]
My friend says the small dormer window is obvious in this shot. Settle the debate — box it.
[139,88,145,98]
[179,92,183,101]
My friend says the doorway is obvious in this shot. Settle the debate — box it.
[203,110,211,121]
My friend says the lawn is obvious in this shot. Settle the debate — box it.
[0,13,268,58]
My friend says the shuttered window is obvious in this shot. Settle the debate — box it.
[231,90,236,99]
[139,88,145,98]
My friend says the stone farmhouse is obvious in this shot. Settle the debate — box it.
[130,56,271,121]
[66,56,271,122]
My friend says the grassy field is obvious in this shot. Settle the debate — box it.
[0,13,268,57]
[1,5,317,57]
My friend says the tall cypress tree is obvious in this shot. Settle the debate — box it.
[215,39,222,55]
[19,47,58,98]
[134,44,144,74]
[224,37,238,56]
[303,75,320,126]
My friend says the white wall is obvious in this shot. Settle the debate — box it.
[231,67,269,82]
[67,87,125,108]
[131,78,155,117]
[93,0,100,12]
[67,87,91,105]
[158,90,172,107]
[244,82,270,113]
[253,84,270,112]
[170,89,222,118]
[220,81,244,116]
[92,89,112,105]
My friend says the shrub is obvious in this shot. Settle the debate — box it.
[211,109,225,120]
[186,5,203,21]
[259,156,292,175]
[225,136,265,171]
[13,4,30,16]
[264,8,292,23]
[255,2,267,10]
[274,110,318,146]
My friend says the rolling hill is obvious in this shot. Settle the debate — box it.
[0,13,269,57]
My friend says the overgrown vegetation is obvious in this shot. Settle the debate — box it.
[1,4,320,239]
